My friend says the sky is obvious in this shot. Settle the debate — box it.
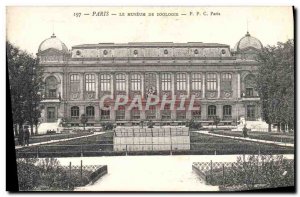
[6,6,294,56]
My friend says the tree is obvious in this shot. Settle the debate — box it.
[256,40,294,132]
[213,116,221,128]
[7,41,43,136]
[80,114,88,131]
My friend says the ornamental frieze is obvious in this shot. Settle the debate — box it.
[85,91,95,100]
[221,90,233,98]
[99,91,111,98]
[191,91,202,98]
[206,91,217,99]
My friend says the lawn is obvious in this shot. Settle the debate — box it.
[15,132,94,146]
[189,132,293,155]
[209,130,294,144]
[16,131,294,157]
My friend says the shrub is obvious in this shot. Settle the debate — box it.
[101,122,114,131]
[147,120,155,128]
[186,119,202,130]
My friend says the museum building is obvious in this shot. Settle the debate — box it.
[37,32,263,127]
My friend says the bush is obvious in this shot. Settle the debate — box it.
[186,119,202,130]
[101,122,114,131]
[147,120,155,128]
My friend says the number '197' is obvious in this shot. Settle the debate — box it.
[74,12,81,17]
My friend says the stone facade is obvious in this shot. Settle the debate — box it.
[37,32,262,127]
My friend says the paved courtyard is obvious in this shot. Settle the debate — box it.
[56,154,294,191]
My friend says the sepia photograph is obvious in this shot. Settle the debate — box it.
[6,6,295,192]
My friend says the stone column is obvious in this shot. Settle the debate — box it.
[186,72,190,97]
[237,72,241,98]
[95,73,99,99]
[126,73,129,97]
[110,106,115,121]
[201,103,207,120]
[81,73,84,100]
[141,73,144,98]
[79,105,85,116]
[217,104,223,120]
[217,72,221,98]
[111,73,114,99]
[171,72,175,96]
[202,73,206,99]
[156,73,160,96]
[94,105,100,121]
[125,106,131,121]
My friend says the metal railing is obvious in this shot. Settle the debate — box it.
[16,142,294,158]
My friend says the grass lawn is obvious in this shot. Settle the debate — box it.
[16,131,294,157]
[15,132,94,145]
[209,130,294,144]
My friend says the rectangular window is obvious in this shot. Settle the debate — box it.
[221,73,232,91]
[246,88,254,97]
[100,74,111,91]
[131,74,141,91]
[177,110,186,120]
[85,74,95,92]
[192,73,202,90]
[101,109,110,120]
[70,74,80,92]
[131,107,140,120]
[176,73,186,91]
[146,106,156,120]
[161,104,171,120]
[116,74,126,91]
[161,73,171,91]
[206,73,217,91]
[247,105,256,120]
[116,106,125,120]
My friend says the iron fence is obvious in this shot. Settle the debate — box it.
[16,142,294,158]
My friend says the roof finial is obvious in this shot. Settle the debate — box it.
[246,20,250,36]
[51,21,56,38]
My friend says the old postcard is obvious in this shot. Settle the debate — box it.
[6,6,294,192]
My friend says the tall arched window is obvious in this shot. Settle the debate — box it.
[86,106,95,118]
[131,73,141,91]
[192,73,202,90]
[100,74,111,91]
[71,106,79,118]
[244,74,256,97]
[116,73,126,91]
[206,73,217,91]
[101,105,110,120]
[223,105,232,120]
[131,107,140,120]
[176,73,187,91]
[208,105,216,119]
[85,74,95,92]
[45,76,58,98]
[70,74,80,92]
[116,106,125,120]
[161,73,171,91]
[221,73,232,91]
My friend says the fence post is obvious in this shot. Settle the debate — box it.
[222,163,225,185]
[80,160,83,184]
[69,162,72,189]
[126,144,128,156]
[170,143,172,155]
[36,147,39,158]
[81,145,83,157]
[258,146,260,155]
[210,160,213,183]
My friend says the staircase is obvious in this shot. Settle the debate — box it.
[37,119,62,135]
